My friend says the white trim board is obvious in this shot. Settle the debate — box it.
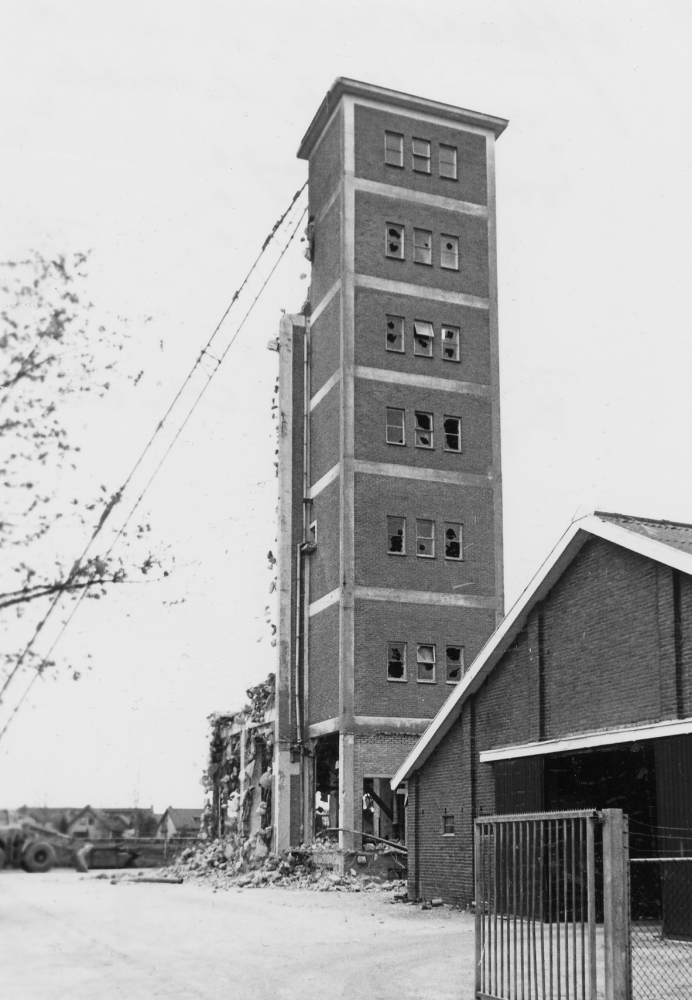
[353,459,492,489]
[355,273,489,310]
[310,280,341,325]
[353,177,486,217]
[308,587,340,617]
[307,463,340,499]
[353,365,490,397]
[355,586,499,609]
[310,370,341,410]
[480,718,692,763]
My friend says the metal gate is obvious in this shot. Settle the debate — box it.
[630,854,692,999]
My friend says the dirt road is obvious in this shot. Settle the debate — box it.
[1,870,475,999]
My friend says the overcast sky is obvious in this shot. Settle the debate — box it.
[1,1,691,812]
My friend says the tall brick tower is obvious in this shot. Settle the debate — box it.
[274,79,507,852]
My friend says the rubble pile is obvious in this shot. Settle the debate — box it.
[168,840,403,895]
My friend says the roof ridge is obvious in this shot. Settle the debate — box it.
[594,510,692,530]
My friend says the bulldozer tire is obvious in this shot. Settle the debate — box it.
[21,841,55,873]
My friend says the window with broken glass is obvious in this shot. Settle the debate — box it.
[445,646,464,684]
[412,138,431,173]
[387,642,407,681]
[387,516,406,555]
[441,325,460,362]
[386,407,405,445]
[385,314,404,353]
[416,519,435,558]
[444,522,463,560]
[385,223,404,259]
[439,144,458,180]
[442,814,455,835]
[413,320,434,357]
[384,131,404,167]
[413,228,432,265]
[440,234,459,270]
[443,416,461,452]
[417,644,436,682]
[414,411,434,448]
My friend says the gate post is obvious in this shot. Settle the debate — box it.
[602,809,631,1000]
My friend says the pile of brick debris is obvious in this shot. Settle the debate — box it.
[167,840,406,895]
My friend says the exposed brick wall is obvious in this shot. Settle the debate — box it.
[354,474,495,594]
[310,293,341,396]
[354,379,493,474]
[682,573,692,714]
[355,191,489,298]
[354,286,491,385]
[312,196,341,307]
[352,732,421,836]
[353,105,488,206]
[310,386,340,484]
[353,599,496,718]
[308,477,341,601]
[309,108,342,219]
[307,602,340,725]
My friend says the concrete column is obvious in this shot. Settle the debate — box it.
[339,732,355,850]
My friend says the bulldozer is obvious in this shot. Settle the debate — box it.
[0,809,65,873]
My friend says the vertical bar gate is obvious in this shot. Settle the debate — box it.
[475,811,600,1000]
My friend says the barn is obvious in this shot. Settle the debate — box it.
[392,511,692,922]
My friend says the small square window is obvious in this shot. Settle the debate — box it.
[384,131,404,168]
[416,519,435,558]
[443,814,455,835]
[412,138,431,174]
[444,522,463,560]
[414,411,434,449]
[441,235,459,270]
[446,646,464,684]
[413,320,434,357]
[386,315,404,353]
[441,325,460,362]
[443,416,461,452]
[386,224,405,259]
[417,644,436,682]
[413,229,432,266]
[386,407,406,446]
[387,642,407,681]
[387,516,406,555]
[439,145,458,180]
[308,521,317,544]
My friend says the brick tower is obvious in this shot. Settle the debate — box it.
[274,79,507,852]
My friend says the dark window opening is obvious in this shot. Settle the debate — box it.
[387,642,406,681]
[415,411,434,448]
[386,223,404,259]
[444,416,461,452]
[387,516,406,555]
[446,645,464,683]
[443,813,455,835]
[444,522,462,560]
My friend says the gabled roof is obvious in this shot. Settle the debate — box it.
[392,511,692,788]
[66,805,128,833]
[159,808,201,830]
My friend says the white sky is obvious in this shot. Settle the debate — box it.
[1,0,691,812]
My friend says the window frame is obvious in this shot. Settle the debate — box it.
[386,407,406,446]
[385,314,405,353]
[443,415,462,453]
[387,641,407,682]
[387,515,406,556]
[444,521,463,561]
[385,223,405,260]
[442,813,455,836]
[439,144,458,180]
[412,228,433,266]
[441,325,460,363]
[384,131,404,168]
[411,137,431,174]
[413,320,434,358]
[416,643,436,683]
[415,518,435,559]
[445,645,464,684]
[440,234,459,270]
[414,411,434,449]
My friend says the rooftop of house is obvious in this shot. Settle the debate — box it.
[160,808,201,829]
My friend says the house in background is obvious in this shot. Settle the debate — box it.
[155,808,201,840]
[66,806,130,839]
[393,511,692,914]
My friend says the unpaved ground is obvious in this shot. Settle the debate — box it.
[0,869,475,1000]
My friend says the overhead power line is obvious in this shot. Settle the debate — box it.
[0,184,308,731]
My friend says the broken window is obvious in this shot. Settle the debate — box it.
[414,411,434,448]
[446,646,464,684]
[417,644,436,682]
[441,235,459,270]
[387,516,406,555]
[443,813,455,835]
[441,325,460,362]
[384,131,404,167]
[387,642,407,681]
[386,407,405,445]
[443,416,461,452]
[413,228,432,265]
[413,320,434,357]
[439,144,458,180]
[385,223,404,259]
[444,522,463,560]
[412,138,431,174]
[416,519,435,558]
[385,314,404,353]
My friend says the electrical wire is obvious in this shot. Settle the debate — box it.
[0,186,307,724]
